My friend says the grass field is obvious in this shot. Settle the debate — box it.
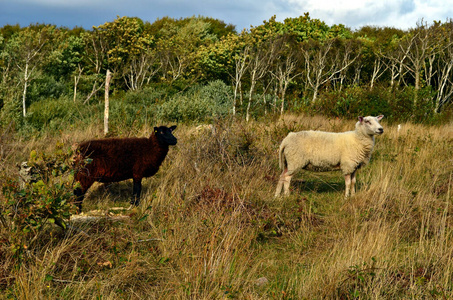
[1,114,452,299]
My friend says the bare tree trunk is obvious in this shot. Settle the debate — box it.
[22,81,28,117]
[370,57,387,90]
[22,63,29,117]
[104,70,112,136]
[84,81,104,104]
[74,75,77,102]
[246,80,255,122]
[73,65,83,102]
[230,46,250,116]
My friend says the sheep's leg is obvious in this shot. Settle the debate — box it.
[350,171,357,196]
[283,173,293,196]
[279,168,294,196]
[73,187,84,212]
[73,178,93,213]
[275,168,294,197]
[73,167,96,212]
[275,169,287,197]
[131,178,142,206]
[344,174,351,198]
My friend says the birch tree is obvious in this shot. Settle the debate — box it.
[245,39,278,121]
[104,69,112,135]
[397,21,442,105]
[433,21,453,112]
[302,38,359,103]
[269,36,301,114]
[7,26,52,116]
[81,30,107,103]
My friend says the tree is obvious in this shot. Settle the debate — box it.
[81,29,108,103]
[395,20,443,105]
[243,25,281,121]
[104,69,112,135]
[231,43,250,116]
[6,25,53,117]
[0,33,11,85]
[155,17,217,84]
[40,32,85,101]
[197,30,250,115]
[94,16,154,90]
[269,35,301,114]
[433,20,453,112]
[301,38,359,102]
[44,33,84,80]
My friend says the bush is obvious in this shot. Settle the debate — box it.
[0,145,77,262]
[390,86,435,123]
[27,75,68,104]
[0,92,22,128]
[122,86,168,105]
[26,97,82,131]
[315,85,436,123]
[109,100,159,134]
[158,80,233,122]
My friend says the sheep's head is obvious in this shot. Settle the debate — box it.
[357,115,384,136]
[154,125,177,145]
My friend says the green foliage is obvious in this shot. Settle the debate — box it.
[199,16,237,37]
[392,86,436,123]
[315,85,436,123]
[158,80,232,122]
[0,24,21,41]
[43,35,84,80]
[95,16,153,70]
[109,98,158,133]
[27,74,68,103]
[122,85,168,104]
[1,145,77,262]
[2,17,453,128]
[0,90,22,128]
[26,97,81,131]
[107,86,169,133]
[316,86,381,118]
[257,13,352,42]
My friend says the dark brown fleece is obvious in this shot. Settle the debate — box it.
[75,134,169,187]
[73,129,175,210]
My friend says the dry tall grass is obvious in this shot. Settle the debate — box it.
[1,114,452,299]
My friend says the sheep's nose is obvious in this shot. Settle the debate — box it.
[378,128,384,134]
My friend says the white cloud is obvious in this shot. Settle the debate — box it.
[279,0,453,29]
[1,0,453,31]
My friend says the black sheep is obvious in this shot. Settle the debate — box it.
[74,125,177,211]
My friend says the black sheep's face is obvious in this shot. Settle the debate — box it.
[154,125,177,145]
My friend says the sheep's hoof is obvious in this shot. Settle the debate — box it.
[129,199,140,206]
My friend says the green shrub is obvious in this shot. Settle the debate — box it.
[27,75,68,103]
[390,86,435,123]
[123,86,168,105]
[0,145,77,262]
[158,80,233,122]
[0,92,22,128]
[109,100,159,134]
[315,85,436,123]
[26,97,81,130]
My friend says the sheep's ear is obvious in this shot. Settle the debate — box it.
[170,125,177,131]
[358,116,364,123]
[377,115,384,121]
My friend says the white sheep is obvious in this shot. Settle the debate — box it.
[275,115,384,198]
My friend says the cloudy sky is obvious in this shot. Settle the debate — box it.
[2,0,453,31]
